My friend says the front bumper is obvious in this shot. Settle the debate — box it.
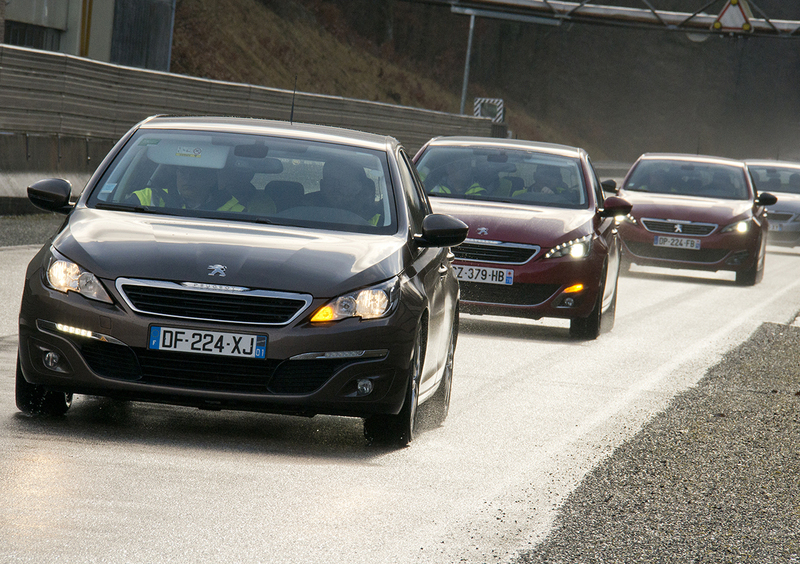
[453,248,606,321]
[18,265,417,418]
[619,223,762,272]
[766,221,800,247]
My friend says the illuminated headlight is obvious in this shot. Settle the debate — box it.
[310,277,399,322]
[616,213,637,225]
[545,235,593,259]
[722,220,750,234]
[46,248,113,303]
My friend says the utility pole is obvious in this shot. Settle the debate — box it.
[459,13,475,115]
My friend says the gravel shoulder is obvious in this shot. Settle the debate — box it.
[517,321,800,563]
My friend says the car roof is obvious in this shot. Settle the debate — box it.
[422,136,586,159]
[137,115,400,153]
[744,159,800,171]
[637,153,745,168]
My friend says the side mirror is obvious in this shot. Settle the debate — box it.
[415,213,468,248]
[598,195,632,218]
[28,179,74,213]
[601,179,617,193]
[755,192,777,206]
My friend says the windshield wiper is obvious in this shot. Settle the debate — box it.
[95,202,157,213]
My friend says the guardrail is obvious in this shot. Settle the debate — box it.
[0,44,498,212]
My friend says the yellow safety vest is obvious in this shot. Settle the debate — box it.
[433,182,485,196]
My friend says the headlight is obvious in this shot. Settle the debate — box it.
[616,213,636,225]
[722,220,750,234]
[310,277,400,322]
[46,248,113,303]
[545,235,593,259]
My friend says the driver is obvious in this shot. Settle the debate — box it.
[129,166,244,211]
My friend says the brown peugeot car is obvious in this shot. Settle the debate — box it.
[414,137,632,339]
[16,116,468,446]
[618,153,777,286]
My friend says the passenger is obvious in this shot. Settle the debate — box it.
[318,159,382,225]
[430,160,485,196]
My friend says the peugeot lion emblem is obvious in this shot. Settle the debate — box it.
[208,264,227,277]
[477,227,489,236]
[674,224,683,234]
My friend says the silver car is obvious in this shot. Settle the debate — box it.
[746,160,800,247]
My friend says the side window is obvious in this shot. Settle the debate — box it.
[398,150,427,233]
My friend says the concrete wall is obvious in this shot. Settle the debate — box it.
[0,44,498,213]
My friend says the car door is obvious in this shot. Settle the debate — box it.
[398,149,451,395]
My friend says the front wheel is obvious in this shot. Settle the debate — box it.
[427,311,457,426]
[16,357,73,416]
[570,268,613,340]
[735,248,765,286]
[364,320,426,447]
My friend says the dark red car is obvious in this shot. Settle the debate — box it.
[413,137,631,339]
[618,153,777,285]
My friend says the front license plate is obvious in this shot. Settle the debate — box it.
[454,265,514,285]
[654,236,701,250]
[149,326,267,359]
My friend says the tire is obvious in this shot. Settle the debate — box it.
[735,247,765,286]
[364,319,426,447]
[427,310,457,426]
[599,276,618,334]
[570,290,602,340]
[16,357,73,416]
[570,266,609,340]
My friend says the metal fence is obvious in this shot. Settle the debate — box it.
[0,43,497,206]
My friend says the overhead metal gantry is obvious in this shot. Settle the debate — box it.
[419,0,800,37]
[403,1,800,113]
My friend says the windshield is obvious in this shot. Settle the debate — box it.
[416,146,588,209]
[748,165,800,195]
[87,129,397,234]
[625,160,749,200]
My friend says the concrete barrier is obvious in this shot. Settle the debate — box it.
[0,44,498,213]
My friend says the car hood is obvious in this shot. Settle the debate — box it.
[52,208,407,297]
[620,191,754,223]
[766,191,800,214]
[429,198,594,246]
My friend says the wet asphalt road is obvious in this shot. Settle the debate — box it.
[1,214,799,563]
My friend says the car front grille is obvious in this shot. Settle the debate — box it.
[79,341,351,395]
[117,279,311,325]
[641,219,717,236]
[454,240,540,264]
[459,282,560,306]
[625,241,729,263]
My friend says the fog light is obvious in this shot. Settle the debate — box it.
[356,378,374,396]
[44,351,60,369]
[726,250,749,266]
[563,297,575,307]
